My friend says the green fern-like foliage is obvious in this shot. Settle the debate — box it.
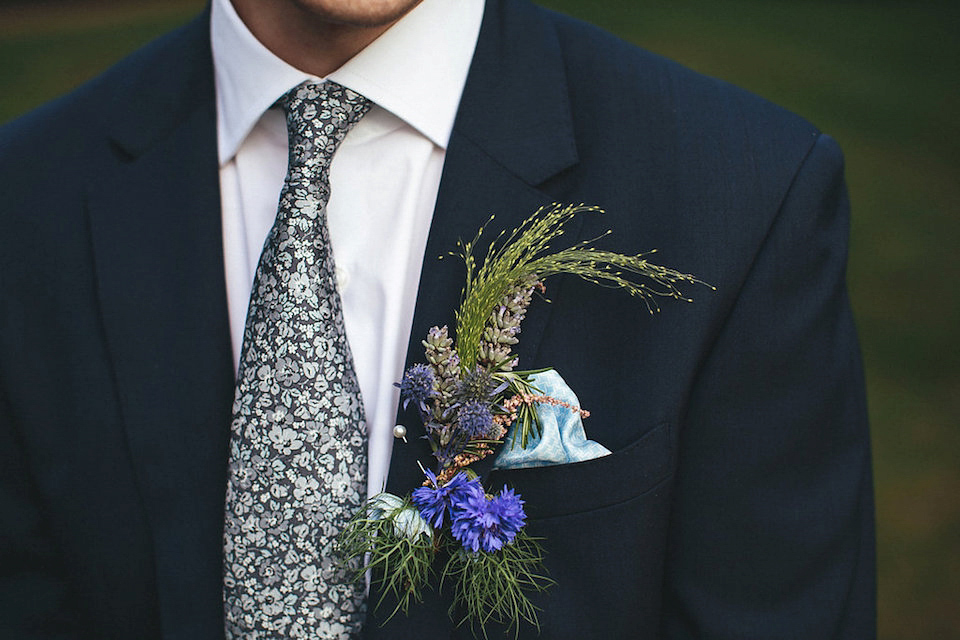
[337,498,435,621]
[442,532,554,639]
[454,203,711,371]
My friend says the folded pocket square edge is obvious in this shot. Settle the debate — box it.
[492,369,611,470]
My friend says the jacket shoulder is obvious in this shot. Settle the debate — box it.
[0,11,210,169]
[531,4,830,239]
[542,6,821,163]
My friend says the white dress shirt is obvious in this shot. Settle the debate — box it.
[211,0,484,497]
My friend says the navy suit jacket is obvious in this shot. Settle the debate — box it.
[0,0,874,637]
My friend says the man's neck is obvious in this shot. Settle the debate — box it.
[229,0,421,77]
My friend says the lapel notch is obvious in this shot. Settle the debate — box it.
[455,0,578,187]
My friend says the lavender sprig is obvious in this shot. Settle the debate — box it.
[423,326,460,419]
[477,274,541,372]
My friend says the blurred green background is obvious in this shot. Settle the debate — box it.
[1,0,957,637]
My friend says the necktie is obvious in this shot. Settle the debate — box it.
[223,81,371,639]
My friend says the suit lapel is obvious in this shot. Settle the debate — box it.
[371,0,577,633]
[86,12,235,635]
[386,0,577,496]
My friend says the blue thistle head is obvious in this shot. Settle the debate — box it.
[396,363,436,415]
[454,367,501,403]
[456,400,494,438]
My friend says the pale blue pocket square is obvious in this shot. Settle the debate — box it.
[493,369,611,469]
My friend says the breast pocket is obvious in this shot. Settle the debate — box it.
[475,423,676,638]
[486,421,673,520]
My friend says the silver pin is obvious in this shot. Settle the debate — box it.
[393,424,408,443]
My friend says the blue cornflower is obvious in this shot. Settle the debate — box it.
[411,470,483,529]
[450,486,526,553]
[456,400,494,438]
[396,363,436,415]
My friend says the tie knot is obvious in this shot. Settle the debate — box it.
[279,81,371,170]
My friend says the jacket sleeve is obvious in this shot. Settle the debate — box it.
[660,134,876,638]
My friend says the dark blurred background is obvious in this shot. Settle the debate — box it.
[2,0,957,637]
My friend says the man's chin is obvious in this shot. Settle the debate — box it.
[289,0,424,28]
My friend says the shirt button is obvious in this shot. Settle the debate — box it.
[335,266,350,291]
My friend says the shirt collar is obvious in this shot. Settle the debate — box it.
[211,0,484,165]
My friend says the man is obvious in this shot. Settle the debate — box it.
[0,0,875,637]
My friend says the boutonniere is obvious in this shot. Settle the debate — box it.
[337,204,710,634]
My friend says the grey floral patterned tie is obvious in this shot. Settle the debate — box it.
[223,81,371,639]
